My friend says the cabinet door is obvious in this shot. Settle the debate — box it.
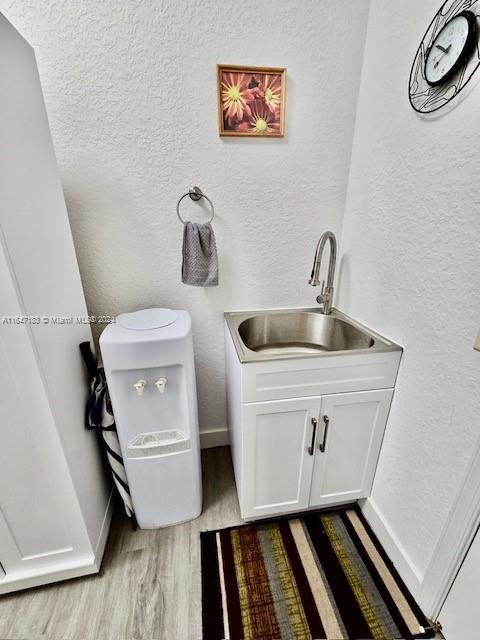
[0,246,78,579]
[242,398,320,518]
[309,389,393,508]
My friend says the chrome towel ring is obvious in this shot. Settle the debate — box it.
[176,186,215,224]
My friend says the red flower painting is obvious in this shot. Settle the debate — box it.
[218,66,286,137]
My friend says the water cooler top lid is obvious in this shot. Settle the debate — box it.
[117,308,178,330]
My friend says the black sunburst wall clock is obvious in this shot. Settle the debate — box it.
[409,0,480,113]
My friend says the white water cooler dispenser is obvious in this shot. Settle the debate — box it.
[100,308,202,528]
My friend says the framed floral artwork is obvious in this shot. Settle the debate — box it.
[217,65,286,137]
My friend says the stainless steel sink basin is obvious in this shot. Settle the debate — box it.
[225,308,401,362]
[239,312,374,355]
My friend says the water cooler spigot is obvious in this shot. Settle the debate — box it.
[155,377,168,394]
[133,379,148,396]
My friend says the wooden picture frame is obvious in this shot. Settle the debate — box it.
[217,64,286,137]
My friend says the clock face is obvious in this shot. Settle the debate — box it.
[424,12,476,85]
[409,1,480,114]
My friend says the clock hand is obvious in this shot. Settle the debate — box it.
[434,42,452,68]
[433,43,452,69]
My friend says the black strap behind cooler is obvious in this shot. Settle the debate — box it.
[79,341,136,528]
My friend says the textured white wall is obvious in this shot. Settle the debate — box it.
[338,0,480,582]
[3,0,369,435]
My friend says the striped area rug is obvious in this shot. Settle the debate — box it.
[201,507,434,640]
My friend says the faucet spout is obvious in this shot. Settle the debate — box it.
[309,231,337,314]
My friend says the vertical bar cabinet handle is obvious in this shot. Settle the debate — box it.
[308,417,318,456]
[319,415,329,452]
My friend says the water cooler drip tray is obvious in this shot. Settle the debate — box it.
[127,430,191,458]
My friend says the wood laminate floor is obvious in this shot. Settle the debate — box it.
[0,446,242,640]
[0,447,443,640]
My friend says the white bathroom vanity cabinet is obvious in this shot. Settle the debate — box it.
[224,309,402,520]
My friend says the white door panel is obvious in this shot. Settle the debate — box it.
[0,338,71,559]
[0,245,76,573]
[310,389,393,507]
[242,398,320,518]
[0,15,111,593]
[440,527,480,640]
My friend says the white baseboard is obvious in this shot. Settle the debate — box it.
[361,498,423,599]
[200,427,229,449]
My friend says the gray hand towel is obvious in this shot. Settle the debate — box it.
[182,221,219,287]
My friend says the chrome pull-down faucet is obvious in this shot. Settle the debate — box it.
[309,231,337,315]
